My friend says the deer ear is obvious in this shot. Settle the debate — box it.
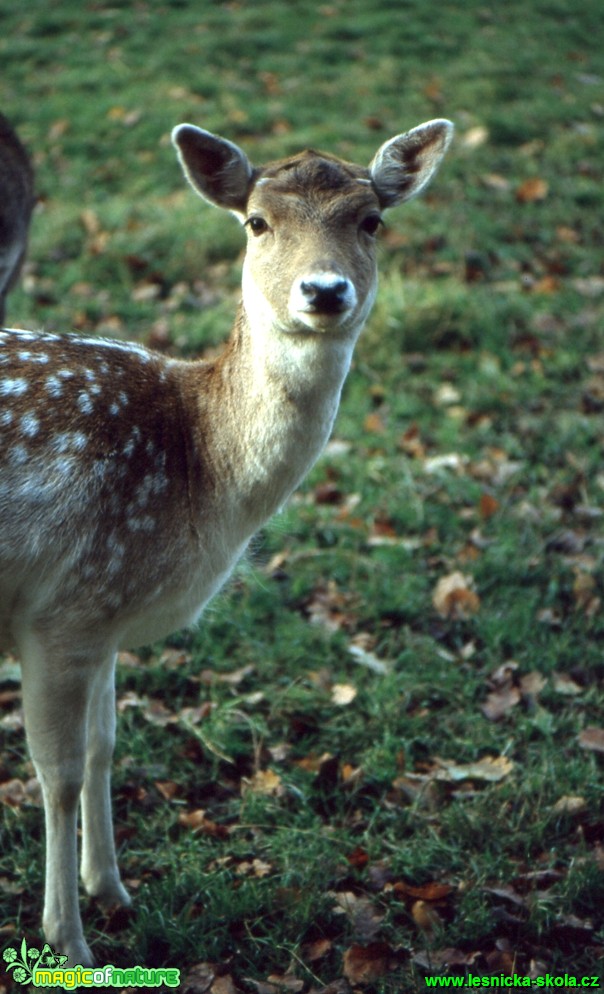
[172,124,254,213]
[369,119,453,208]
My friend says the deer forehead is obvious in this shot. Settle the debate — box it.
[247,152,379,225]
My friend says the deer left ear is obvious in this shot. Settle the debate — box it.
[369,119,454,209]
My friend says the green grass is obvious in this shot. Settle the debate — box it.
[1,0,604,990]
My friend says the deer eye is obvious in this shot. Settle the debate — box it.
[360,214,383,237]
[246,215,270,236]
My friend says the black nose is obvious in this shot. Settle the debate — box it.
[300,277,350,314]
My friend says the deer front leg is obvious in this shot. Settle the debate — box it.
[80,654,131,909]
[19,637,95,967]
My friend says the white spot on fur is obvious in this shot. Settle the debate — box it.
[78,392,94,415]
[21,413,40,437]
[45,375,63,398]
[0,377,28,396]
[126,515,156,532]
[52,432,88,454]
[9,443,29,465]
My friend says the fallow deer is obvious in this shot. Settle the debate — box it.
[0,118,453,965]
[0,113,34,324]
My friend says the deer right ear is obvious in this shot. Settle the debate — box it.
[172,124,254,213]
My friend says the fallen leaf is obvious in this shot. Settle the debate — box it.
[519,671,547,698]
[434,382,461,406]
[392,880,454,903]
[346,845,369,869]
[479,492,499,519]
[413,947,481,970]
[178,809,229,839]
[211,976,240,994]
[578,726,604,753]
[516,177,549,203]
[331,683,357,706]
[241,769,283,797]
[0,777,43,808]
[155,780,180,801]
[266,974,304,993]
[552,795,587,815]
[481,172,511,191]
[481,684,521,721]
[424,453,467,474]
[143,699,178,726]
[488,660,519,686]
[363,412,385,433]
[552,672,583,696]
[348,634,389,674]
[342,942,397,984]
[332,892,385,940]
[306,580,357,633]
[235,858,273,878]
[184,963,216,994]
[462,126,489,148]
[434,755,514,783]
[301,938,333,963]
[432,572,480,619]
[411,899,442,934]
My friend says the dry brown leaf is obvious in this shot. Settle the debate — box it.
[266,975,304,993]
[301,937,333,963]
[519,671,547,698]
[0,777,43,808]
[516,177,549,203]
[210,976,240,994]
[346,845,369,869]
[578,726,604,753]
[342,942,397,984]
[235,858,273,878]
[411,898,443,934]
[481,684,521,721]
[158,648,192,669]
[178,809,229,839]
[155,780,180,801]
[434,754,514,783]
[179,962,216,993]
[363,412,386,434]
[306,580,356,633]
[331,683,357,706]
[552,795,587,815]
[143,699,178,726]
[432,572,480,619]
[413,947,481,970]
[553,672,583,696]
[332,892,385,940]
[241,769,283,797]
[392,880,454,903]
[462,126,489,148]
[479,492,500,519]
[348,634,389,674]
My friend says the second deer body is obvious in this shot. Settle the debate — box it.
[0,112,34,324]
[1,118,453,965]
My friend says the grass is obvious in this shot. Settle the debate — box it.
[1,0,604,990]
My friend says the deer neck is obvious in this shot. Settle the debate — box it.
[187,302,359,540]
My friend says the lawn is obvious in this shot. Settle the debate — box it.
[1,1,603,991]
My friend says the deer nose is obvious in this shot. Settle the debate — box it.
[299,273,352,314]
